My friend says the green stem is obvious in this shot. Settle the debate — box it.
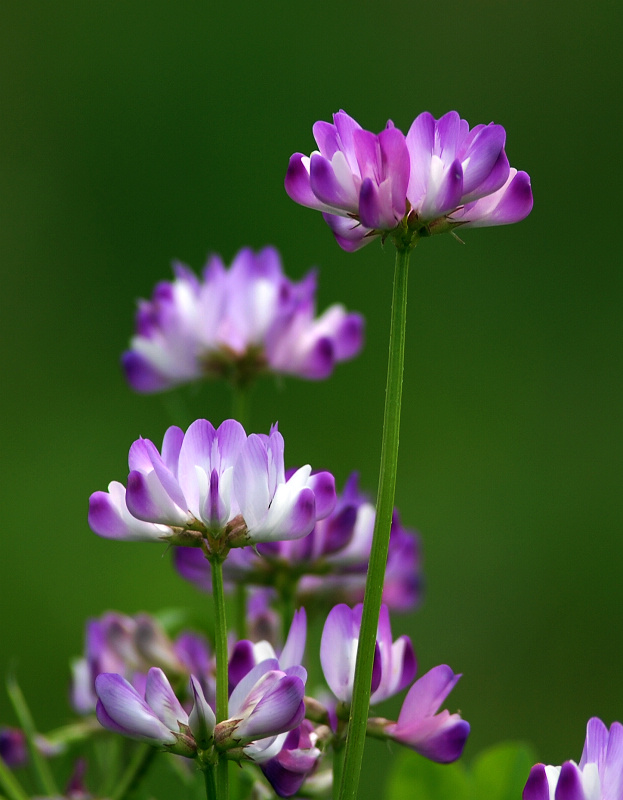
[332,744,345,800]
[0,754,29,800]
[232,384,249,428]
[337,246,411,800]
[110,743,156,800]
[203,763,217,800]
[210,557,230,799]
[5,675,58,797]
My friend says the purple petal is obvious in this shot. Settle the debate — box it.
[189,676,216,748]
[229,640,257,690]
[322,212,376,252]
[285,154,324,210]
[309,153,358,212]
[121,351,170,393]
[580,717,609,769]
[280,608,307,669]
[555,762,586,800]
[88,482,167,542]
[125,470,187,526]
[397,665,461,724]
[235,674,306,741]
[95,673,176,745]
[307,470,336,520]
[405,112,435,207]
[144,668,188,730]
[457,169,533,227]
[419,157,464,220]
[523,764,551,800]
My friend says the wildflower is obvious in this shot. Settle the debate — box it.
[122,246,364,393]
[320,603,415,705]
[285,110,532,251]
[523,717,623,800]
[174,473,421,612]
[95,668,197,756]
[0,727,27,768]
[370,664,469,763]
[88,419,336,548]
[260,721,322,798]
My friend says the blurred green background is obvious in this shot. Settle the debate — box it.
[1,0,622,796]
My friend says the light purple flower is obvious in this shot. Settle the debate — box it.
[260,720,322,798]
[286,110,532,251]
[122,246,364,393]
[523,718,623,800]
[381,665,469,763]
[174,473,421,612]
[229,607,307,691]
[95,668,197,756]
[89,419,336,547]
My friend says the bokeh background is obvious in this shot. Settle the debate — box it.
[1,1,622,796]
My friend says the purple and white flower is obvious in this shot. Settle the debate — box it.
[523,717,623,800]
[377,665,469,763]
[260,720,322,798]
[95,668,197,756]
[286,109,532,251]
[174,473,421,612]
[88,419,336,547]
[122,246,364,393]
[320,603,415,705]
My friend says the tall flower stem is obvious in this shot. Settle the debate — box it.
[210,557,229,800]
[337,246,411,800]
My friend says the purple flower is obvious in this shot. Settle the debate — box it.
[285,110,532,251]
[260,721,322,798]
[379,665,469,763]
[122,246,364,393]
[70,611,212,715]
[174,473,421,612]
[320,603,415,705]
[523,718,623,800]
[89,419,336,547]
[95,668,197,756]
[229,607,307,691]
[0,727,27,768]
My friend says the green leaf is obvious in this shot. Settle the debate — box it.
[385,741,537,800]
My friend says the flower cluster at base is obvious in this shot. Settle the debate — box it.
[174,472,421,613]
[285,110,533,251]
[122,246,364,393]
[88,419,336,550]
[523,717,623,800]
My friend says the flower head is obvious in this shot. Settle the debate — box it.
[88,419,336,548]
[286,110,532,251]
[377,664,469,763]
[523,718,623,800]
[122,246,364,393]
[174,473,421,612]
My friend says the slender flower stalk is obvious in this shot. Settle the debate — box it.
[338,245,411,800]
[210,557,230,799]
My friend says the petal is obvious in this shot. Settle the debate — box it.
[189,676,216,748]
[280,608,307,669]
[285,154,326,211]
[555,762,587,800]
[523,764,552,800]
[307,470,336,519]
[309,152,358,213]
[126,470,189,526]
[235,674,306,741]
[320,604,357,702]
[234,434,271,529]
[144,668,188,731]
[456,169,533,227]
[397,666,461,725]
[88,482,168,542]
[95,673,176,745]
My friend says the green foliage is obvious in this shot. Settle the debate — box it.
[385,742,537,800]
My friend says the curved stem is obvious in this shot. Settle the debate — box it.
[210,557,230,799]
[337,246,411,800]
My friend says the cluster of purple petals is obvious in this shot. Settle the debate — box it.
[122,246,364,393]
[0,728,27,768]
[88,419,336,547]
[285,110,533,251]
[174,473,421,612]
[523,718,623,800]
[70,611,213,715]
[320,603,469,764]
[93,612,320,796]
